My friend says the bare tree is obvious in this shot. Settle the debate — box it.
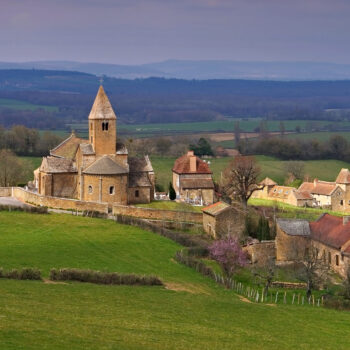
[298,245,330,298]
[253,257,275,297]
[221,155,263,207]
[284,160,305,180]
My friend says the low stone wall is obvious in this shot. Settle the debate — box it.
[244,240,276,265]
[0,187,12,197]
[11,187,108,214]
[113,204,203,223]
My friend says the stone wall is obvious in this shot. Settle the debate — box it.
[0,187,12,197]
[244,241,276,265]
[128,187,151,204]
[12,187,108,213]
[112,204,202,223]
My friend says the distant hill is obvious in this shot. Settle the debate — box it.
[2,60,350,80]
[1,69,350,129]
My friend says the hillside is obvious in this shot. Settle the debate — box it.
[0,211,350,349]
[1,69,350,128]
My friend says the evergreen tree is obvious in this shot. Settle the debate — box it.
[168,182,176,201]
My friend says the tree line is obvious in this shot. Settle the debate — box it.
[0,125,62,156]
[241,134,350,161]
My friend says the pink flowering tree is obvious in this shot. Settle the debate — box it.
[209,236,247,286]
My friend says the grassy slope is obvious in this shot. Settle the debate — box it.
[0,98,58,112]
[0,211,350,349]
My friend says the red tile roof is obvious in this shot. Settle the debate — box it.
[336,168,350,184]
[310,214,350,250]
[202,201,230,216]
[172,153,212,174]
[298,180,337,196]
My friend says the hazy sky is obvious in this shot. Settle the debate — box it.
[1,0,350,64]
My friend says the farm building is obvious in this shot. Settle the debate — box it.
[276,214,350,278]
[202,201,245,239]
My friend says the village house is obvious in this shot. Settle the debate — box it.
[33,86,155,206]
[252,177,314,207]
[202,201,245,239]
[276,214,350,278]
[172,151,215,205]
[298,179,345,210]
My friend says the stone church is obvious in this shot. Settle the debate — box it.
[33,86,155,205]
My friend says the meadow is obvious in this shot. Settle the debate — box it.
[0,98,58,112]
[0,211,350,349]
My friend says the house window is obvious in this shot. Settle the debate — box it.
[340,200,344,205]
[109,186,115,195]
[88,185,93,194]
[135,190,139,198]
[328,252,331,265]
[336,255,339,266]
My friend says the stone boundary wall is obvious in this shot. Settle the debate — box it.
[244,240,276,265]
[0,187,12,197]
[113,204,203,223]
[11,187,109,214]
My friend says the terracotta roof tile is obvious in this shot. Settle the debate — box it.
[260,177,277,186]
[173,153,212,174]
[202,201,230,216]
[336,168,350,184]
[298,180,338,196]
[310,214,350,249]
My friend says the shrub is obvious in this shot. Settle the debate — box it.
[0,267,41,280]
[168,182,176,201]
[50,268,163,286]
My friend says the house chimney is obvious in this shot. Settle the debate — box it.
[189,155,197,172]
[313,178,318,187]
[187,151,194,157]
[343,216,350,225]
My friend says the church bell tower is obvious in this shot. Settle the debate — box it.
[88,85,117,155]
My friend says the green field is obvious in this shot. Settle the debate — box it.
[0,98,58,112]
[0,211,350,349]
[21,155,350,190]
[65,119,350,138]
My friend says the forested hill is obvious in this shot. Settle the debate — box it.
[1,69,350,128]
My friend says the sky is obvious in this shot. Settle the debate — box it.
[1,0,350,65]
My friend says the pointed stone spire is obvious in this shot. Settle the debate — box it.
[88,85,117,120]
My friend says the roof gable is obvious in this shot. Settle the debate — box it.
[202,201,230,216]
[298,180,338,196]
[277,218,310,236]
[50,132,88,160]
[40,156,77,173]
[336,168,350,184]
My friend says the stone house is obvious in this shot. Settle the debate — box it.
[276,214,350,278]
[298,179,345,210]
[172,151,215,205]
[34,86,155,206]
[251,178,314,207]
[202,201,245,239]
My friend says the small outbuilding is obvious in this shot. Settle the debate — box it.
[202,201,245,239]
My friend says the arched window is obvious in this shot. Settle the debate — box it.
[109,186,115,195]
[105,122,109,131]
[102,122,105,131]
[135,190,139,198]
[88,185,93,194]
[102,122,109,131]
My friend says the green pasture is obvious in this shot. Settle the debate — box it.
[0,98,58,112]
[0,211,350,349]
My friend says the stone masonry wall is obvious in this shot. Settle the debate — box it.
[12,187,108,213]
[0,187,12,197]
[244,241,276,265]
[113,204,203,223]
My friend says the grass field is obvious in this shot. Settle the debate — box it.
[0,211,350,349]
[0,98,58,112]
